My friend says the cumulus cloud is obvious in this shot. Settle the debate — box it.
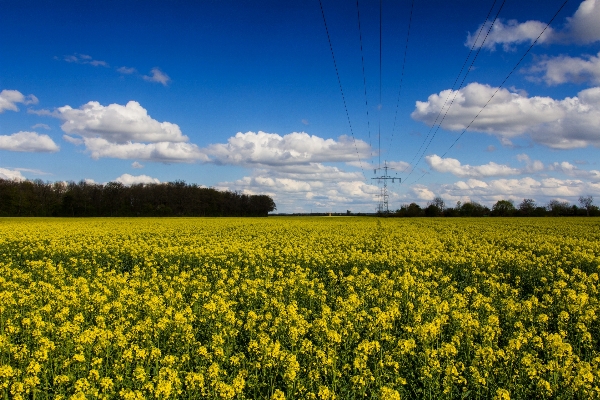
[516,153,545,173]
[48,100,373,166]
[206,131,371,167]
[54,101,188,143]
[412,186,436,201]
[412,82,600,149]
[0,131,59,152]
[0,90,38,113]
[39,100,206,162]
[527,52,600,85]
[425,155,522,178]
[114,174,160,185]
[0,168,26,181]
[143,68,171,86]
[466,0,600,50]
[437,176,600,205]
[81,138,208,163]
[549,161,600,181]
[223,171,381,213]
[218,158,383,213]
[132,161,144,169]
[563,0,600,44]
[467,19,553,51]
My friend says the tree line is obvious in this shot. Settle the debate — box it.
[393,196,599,217]
[0,179,276,217]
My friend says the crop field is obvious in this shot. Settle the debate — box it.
[1,217,599,399]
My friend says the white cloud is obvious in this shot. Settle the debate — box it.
[0,168,26,181]
[219,159,382,213]
[81,138,208,163]
[132,161,144,169]
[63,135,83,145]
[143,68,171,86]
[89,60,108,67]
[0,131,59,153]
[466,0,600,50]
[516,153,545,173]
[52,100,207,162]
[63,53,108,67]
[114,174,160,185]
[412,82,600,149]
[9,167,51,176]
[50,100,371,165]
[425,155,521,178]
[466,19,554,51]
[265,163,364,182]
[385,160,412,173]
[563,0,600,44]
[0,90,38,113]
[31,123,51,130]
[412,185,436,201]
[527,52,600,85]
[117,66,137,74]
[206,131,371,166]
[549,161,600,181]
[54,101,188,143]
[435,176,600,206]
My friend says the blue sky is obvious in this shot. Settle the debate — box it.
[1,0,600,213]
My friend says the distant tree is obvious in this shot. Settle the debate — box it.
[425,204,442,217]
[519,198,536,216]
[547,199,571,216]
[426,196,445,216]
[459,202,489,217]
[431,196,445,211]
[492,200,516,217]
[579,195,593,217]
[397,203,423,217]
[0,178,276,217]
[443,207,459,217]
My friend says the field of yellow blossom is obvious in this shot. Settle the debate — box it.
[1,217,599,399]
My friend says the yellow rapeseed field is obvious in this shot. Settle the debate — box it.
[0,217,599,399]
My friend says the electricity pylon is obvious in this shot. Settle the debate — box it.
[371,161,400,214]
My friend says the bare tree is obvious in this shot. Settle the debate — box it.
[428,196,445,211]
[579,195,593,217]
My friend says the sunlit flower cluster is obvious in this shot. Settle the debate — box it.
[0,217,599,399]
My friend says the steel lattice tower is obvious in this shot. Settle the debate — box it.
[372,161,400,214]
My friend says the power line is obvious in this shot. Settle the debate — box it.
[408,0,569,186]
[387,0,414,155]
[318,0,366,179]
[355,0,374,164]
[399,0,499,176]
[403,0,506,182]
[378,0,382,169]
